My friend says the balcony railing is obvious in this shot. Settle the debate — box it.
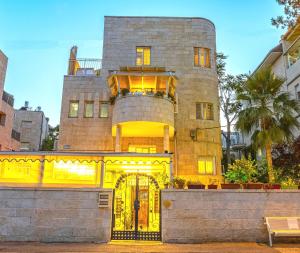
[116,89,176,103]
[68,58,102,76]
[2,91,14,107]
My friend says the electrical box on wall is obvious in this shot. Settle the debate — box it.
[98,192,110,208]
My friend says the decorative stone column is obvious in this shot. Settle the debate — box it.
[115,124,122,152]
[163,125,170,153]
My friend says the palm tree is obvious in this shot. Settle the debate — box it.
[236,68,300,182]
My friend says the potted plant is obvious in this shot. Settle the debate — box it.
[207,183,218,189]
[154,91,164,98]
[223,156,258,189]
[121,88,130,96]
[171,177,186,189]
[281,178,298,189]
[186,180,205,189]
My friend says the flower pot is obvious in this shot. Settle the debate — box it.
[263,184,281,190]
[207,184,218,189]
[243,183,263,189]
[187,184,205,189]
[221,183,241,189]
[175,183,185,189]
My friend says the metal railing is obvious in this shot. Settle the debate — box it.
[2,91,14,107]
[68,58,102,76]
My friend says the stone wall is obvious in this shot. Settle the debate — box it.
[161,190,300,243]
[13,110,48,151]
[0,188,112,242]
[58,76,113,151]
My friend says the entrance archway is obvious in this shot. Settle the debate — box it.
[111,173,161,241]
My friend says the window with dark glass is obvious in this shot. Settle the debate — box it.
[194,47,211,68]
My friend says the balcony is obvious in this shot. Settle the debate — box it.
[67,58,102,76]
[108,66,178,152]
[112,93,175,137]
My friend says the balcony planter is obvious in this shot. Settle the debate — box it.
[221,183,241,189]
[207,184,218,189]
[242,183,263,189]
[263,184,281,190]
[187,184,205,189]
[172,177,186,189]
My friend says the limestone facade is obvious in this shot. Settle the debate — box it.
[58,16,222,182]
[161,189,300,243]
[0,50,20,151]
[0,187,112,242]
[13,108,49,151]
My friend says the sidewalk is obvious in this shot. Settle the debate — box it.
[0,242,300,253]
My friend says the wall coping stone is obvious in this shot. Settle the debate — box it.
[0,187,113,192]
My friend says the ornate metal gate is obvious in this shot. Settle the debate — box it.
[111,174,161,241]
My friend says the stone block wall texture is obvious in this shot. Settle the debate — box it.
[161,190,300,243]
[13,110,48,151]
[58,16,222,180]
[0,188,112,242]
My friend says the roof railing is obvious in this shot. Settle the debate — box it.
[68,58,102,76]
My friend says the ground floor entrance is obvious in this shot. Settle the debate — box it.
[111,174,161,241]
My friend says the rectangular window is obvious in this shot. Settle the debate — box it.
[20,142,30,151]
[136,47,151,66]
[68,101,79,118]
[128,145,156,154]
[84,101,94,118]
[0,113,6,126]
[21,120,32,128]
[196,102,214,120]
[194,47,211,68]
[99,102,109,118]
[198,157,215,175]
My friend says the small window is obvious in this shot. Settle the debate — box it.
[20,142,30,151]
[21,120,32,128]
[99,102,109,118]
[136,47,151,66]
[196,102,214,120]
[0,113,6,126]
[198,156,215,175]
[68,101,79,118]
[84,101,94,118]
[194,47,211,68]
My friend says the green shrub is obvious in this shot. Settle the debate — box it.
[225,155,257,183]
[171,177,186,189]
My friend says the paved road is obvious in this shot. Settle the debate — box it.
[0,242,300,253]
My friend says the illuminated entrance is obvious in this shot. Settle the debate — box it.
[112,174,161,241]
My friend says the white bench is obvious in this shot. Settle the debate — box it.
[265,217,300,246]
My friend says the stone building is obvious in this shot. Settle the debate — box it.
[59,16,222,184]
[13,102,49,151]
[0,49,20,151]
[245,17,300,145]
[26,16,226,241]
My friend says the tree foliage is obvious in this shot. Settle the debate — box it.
[217,53,247,169]
[236,68,300,182]
[41,125,59,151]
[271,0,300,29]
